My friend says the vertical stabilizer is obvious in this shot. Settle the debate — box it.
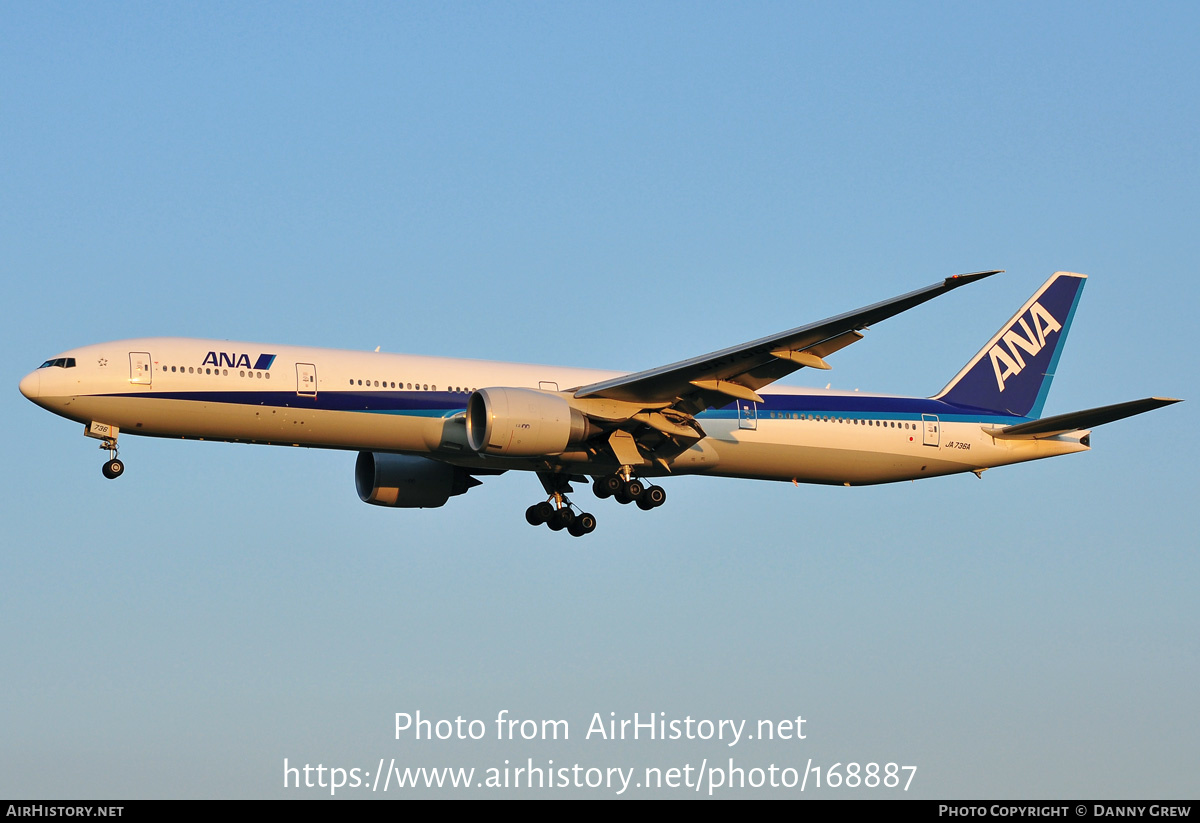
[933,272,1087,418]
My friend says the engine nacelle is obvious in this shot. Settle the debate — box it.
[465,387,595,457]
[355,452,479,508]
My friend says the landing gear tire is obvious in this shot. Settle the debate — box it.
[526,501,555,526]
[637,484,666,510]
[101,458,124,480]
[568,512,597,537]
[594,475,622,499]
[549,508,575,531]
[615,478,644,505]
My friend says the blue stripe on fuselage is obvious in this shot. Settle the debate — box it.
[97,389,467,416]
[705,394,1027,425]
[92,389,1029,425]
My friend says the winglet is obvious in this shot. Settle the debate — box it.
[944,270,1003,288]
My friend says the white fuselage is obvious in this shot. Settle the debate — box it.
[20,337,1089,487]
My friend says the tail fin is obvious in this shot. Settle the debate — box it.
[933,272,1087,418]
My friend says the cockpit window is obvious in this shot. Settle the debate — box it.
[38,358,76,369]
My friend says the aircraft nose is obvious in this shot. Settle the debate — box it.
[19,371,40,400]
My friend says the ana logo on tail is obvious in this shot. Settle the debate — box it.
[989,302,1062,392]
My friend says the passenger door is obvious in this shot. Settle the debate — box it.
[129,352,152,386]
[922,414,940,447]
[296,363,317,397]
[738,399,758,430]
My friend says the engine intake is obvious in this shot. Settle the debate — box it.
[355,452,480,508]
[466,387,595,457]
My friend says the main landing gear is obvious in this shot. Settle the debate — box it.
[527,472,597,537]
[526,469,665,538]
[592,472,667,511]
[525,497,598,537]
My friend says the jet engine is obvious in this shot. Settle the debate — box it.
[355,452,480,508]
[465,387,597,457]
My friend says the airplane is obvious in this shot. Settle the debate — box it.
[18,270,1180,537]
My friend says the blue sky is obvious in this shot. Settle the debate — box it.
[2,2,1196,798]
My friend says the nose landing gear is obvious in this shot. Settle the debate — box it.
[86,422,124,480]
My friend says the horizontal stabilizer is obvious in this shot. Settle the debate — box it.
[982,397,1181,439]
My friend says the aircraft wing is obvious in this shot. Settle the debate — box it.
[573,270,1000,416]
